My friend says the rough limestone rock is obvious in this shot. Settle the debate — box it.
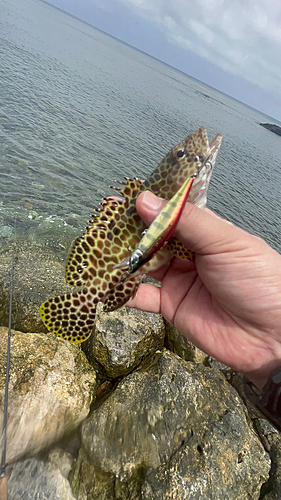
[0,328,96,463]
[7,455,76,500]
[164,319,208,364]
[84,303,165,378]
[0,239,72,332]
[74,350,270,498]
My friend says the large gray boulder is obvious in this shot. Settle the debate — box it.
[0,328,96,463]
[72,350,270,499]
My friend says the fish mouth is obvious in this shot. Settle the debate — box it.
[208,133,223,167]
[188,132,222,209]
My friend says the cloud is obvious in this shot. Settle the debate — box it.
[92,0,281,99]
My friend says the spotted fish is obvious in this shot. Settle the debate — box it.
[40,127,222,343]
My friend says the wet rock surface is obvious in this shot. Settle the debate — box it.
[0,327,96,463]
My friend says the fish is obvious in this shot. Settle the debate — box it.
[40,127,222,343]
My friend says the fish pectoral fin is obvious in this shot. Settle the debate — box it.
[166,237,195,262]
[103,276,142,312]
[40,289,97,343]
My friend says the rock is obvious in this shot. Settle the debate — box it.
[256,420,281,499]
[0,328,96,463]
[260,123,281,137]
[75,350,269,497]
[141,409,268,499]
[164,319,208,364]
[7,455,76,500]
[226,372,281,498]
[0,239,72,332]
[70,447,115,500]
[83,304,165,378]
[48,447,74,478]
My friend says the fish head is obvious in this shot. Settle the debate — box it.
[145,126,222,209]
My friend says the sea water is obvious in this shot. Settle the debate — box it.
[0,0,280,258]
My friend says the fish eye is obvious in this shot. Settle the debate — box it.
[177,150,185,158]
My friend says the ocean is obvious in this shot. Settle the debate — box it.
[0,0,280,260]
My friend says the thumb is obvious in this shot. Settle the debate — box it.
[136,190,250,255]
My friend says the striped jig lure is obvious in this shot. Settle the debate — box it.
[40,127,222,343]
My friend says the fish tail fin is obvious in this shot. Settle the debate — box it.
[40,289,97,343]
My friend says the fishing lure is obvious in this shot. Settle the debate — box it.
[114,174,196,275]
[40,127,222,343]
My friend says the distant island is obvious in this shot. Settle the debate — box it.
[260,123,281,136]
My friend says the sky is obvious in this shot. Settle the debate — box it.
[45,0,281,122]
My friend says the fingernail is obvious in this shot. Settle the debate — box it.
[142,191,163,210]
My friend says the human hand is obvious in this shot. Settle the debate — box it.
[127,191,281,389]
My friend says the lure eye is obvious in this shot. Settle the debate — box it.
[130,254,139,270]
[177,150,185,158]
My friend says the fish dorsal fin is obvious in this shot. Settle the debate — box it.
[112,177,144,204]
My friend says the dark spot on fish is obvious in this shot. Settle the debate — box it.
[87,236,95,247]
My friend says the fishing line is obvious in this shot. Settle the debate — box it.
[0,221,16,499]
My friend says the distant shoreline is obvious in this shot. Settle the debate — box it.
[260,123,281,136]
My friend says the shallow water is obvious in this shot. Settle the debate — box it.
[0,0,280,260]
